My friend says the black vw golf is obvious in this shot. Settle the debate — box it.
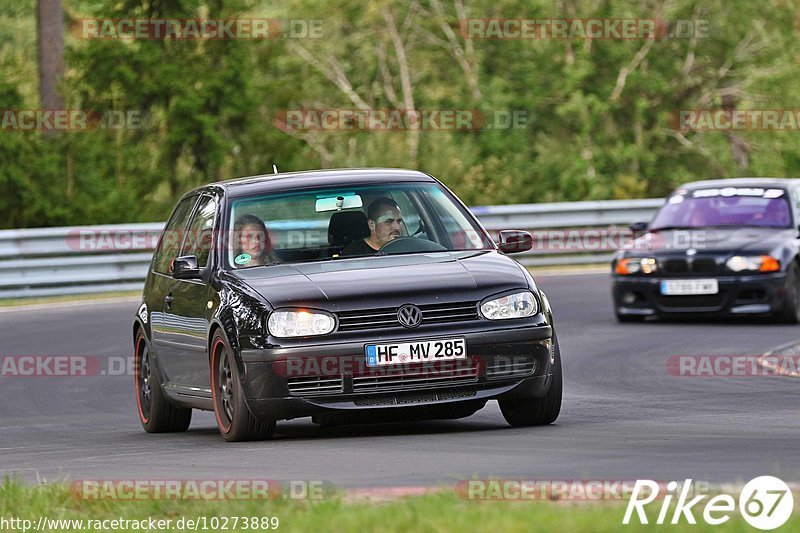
[133,169,561,441]
[613,178,800,323]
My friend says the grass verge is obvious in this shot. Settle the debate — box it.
[1,480,795,532]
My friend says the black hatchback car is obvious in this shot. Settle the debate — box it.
[612,178,800,323]
[133,169,561,441]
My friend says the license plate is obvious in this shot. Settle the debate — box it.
[660,279,719,295]
[365,338,467,367]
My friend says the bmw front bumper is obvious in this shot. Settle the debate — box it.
[613,271,791,318]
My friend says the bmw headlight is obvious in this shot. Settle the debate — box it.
[615,257,658,275]
[480,291,538,320]
[267,309,336,337]
[726,255,780,273]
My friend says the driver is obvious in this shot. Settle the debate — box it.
[342,197,404,256]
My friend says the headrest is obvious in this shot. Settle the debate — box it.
[328,211,370,247]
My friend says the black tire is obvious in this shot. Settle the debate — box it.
[134,330,192,433]
[615,312,646,323]
[775,263,800,324]
[210,331,275,442]
[499,332,562,427]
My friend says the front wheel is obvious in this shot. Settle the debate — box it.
[134,330,192,433]
[499,333,563,427]
[210,331,275,442]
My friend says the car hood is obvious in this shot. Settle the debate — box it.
[229,251,531,311]
[625,227,795,256]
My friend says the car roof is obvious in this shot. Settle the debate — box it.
[190,168,437,198]
[676,177,800,191]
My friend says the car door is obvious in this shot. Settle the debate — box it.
[149,194,199,379]
[158,194,219,390]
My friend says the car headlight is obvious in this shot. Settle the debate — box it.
[480,291,538,320]
[615,257,658,275]
[726,255,780,273]
[267,309,335,337]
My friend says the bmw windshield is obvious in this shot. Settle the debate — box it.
[650,186,793,231]
[225,182,494,268]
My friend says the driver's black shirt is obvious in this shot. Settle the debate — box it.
[342,238,379,257]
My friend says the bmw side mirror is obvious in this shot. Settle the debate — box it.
[171,255,201,279]
[629,221,648,233]
[497,230,533,254]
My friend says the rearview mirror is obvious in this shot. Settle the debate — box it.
[629,221,649,232]
[171,255,201,279]
[497,230,533,254]
[316,194,363,212]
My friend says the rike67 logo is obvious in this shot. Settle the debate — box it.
[624,477,794,530]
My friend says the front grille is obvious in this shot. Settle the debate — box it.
[287,375,343,396]
[691,258,718,274]
[485,359,536,380]
[337,301,479,331]
[352,364,479,392]
[663,259,689,274]
[660,257,719,276]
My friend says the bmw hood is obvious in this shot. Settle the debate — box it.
[624,227,795,257]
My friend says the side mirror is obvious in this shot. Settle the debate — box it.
[171,255,201,279]
[497,230,533,254]
[629,221,649,232]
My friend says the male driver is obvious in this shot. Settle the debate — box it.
[342,197,404,256]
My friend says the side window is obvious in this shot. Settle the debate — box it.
[153,196,198,274]
[180,195,217,268]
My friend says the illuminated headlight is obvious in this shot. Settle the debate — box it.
[480,291,538,320]
[267,310,335,337]
[615,257,657,275]
[726,255,780,273]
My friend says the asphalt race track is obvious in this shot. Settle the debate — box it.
[1,272,799,488]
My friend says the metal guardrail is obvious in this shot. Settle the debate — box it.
[0,198,663,298]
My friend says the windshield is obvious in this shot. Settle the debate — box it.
[650,187,793,230]
[225,182,493,268]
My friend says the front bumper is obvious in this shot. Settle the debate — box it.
[237,321,554,421]
[612,271,790,318]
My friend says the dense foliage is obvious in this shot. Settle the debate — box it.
[1,0,798,227]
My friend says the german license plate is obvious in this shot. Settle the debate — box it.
[660,279,719,295]
[365,338,466,367]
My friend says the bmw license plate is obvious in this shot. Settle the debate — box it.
[660,279,719,295]
[365,338,467,367]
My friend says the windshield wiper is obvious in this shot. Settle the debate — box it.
[649,225,697,232]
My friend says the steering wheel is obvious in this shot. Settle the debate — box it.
[377,236,448,255]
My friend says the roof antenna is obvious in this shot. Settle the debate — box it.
[272,164,279,174]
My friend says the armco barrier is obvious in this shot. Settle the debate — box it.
[0,198,663,298]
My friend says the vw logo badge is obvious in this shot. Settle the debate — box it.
[686,248,697,256]
[397,304,423,328]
